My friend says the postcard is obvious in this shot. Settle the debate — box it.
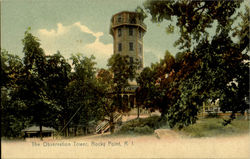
[1,0,250,158]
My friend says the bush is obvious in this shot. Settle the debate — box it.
[134,125,154,134]
[206,112,219,118]
[116,115,162,135]
[180,118,250,137]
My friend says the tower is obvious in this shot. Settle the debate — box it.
[109,11,147,72]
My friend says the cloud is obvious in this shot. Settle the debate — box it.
[38,23,69,36]
[73,22,112,55]
[84,38,113,55]
[37,22,113,68]
[73,22,104,38]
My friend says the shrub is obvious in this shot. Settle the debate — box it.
[180,118,250,137]
[206,112,219,118]
[116,115,162,135]
[134,125,154,134]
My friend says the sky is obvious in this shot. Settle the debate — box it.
[1,0,182,68]
[1,0,247,68]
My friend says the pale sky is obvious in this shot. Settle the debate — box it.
[1,0,247,68]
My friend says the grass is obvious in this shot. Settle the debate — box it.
[180,118,250,138]
[115,115,249,137]
[115,115,164,135]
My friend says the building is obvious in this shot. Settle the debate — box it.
[110,11,147,110]
[95,13,147,133]
[109,11,147,108]
[21,125,56,138]
[110,11,147,72]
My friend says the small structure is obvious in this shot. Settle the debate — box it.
[21,125,56,138]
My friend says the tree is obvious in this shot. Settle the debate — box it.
[136,51,174,115]
[1,50,31,137]
[95,68,115,132]
[106,54,139,133]
[13,29,60,140]
[143,0,249,128]
[44,52,71,134]
[65,53,99,136]
[136,67,158,112]
[136,50,194,121]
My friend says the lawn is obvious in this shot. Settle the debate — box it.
[115,116,249,138]
[179,117,250,137]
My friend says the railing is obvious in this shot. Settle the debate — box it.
[111,20,147,30]
[96,113,122,134]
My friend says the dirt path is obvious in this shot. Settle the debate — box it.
[2,133,250,159]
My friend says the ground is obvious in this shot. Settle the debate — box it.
[2,131,250,159]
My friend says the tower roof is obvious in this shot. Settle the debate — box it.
[110,11,147,35]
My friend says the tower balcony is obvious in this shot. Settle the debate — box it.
[111,19,147,31]
[110,11,147,35]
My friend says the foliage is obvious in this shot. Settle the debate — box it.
[180,118,250,137]
[105,54,139,133]
[1,50,23,88]
[141,0,249,129]
[107,54,139,94]
[43,52,71,132]
[137,50,196,120]
[1,31,101,138]
[95,68,114,119]
[116,116,161,135]
[66,54,100,133]
[135,6,148,21]
[136,66,159,111]
[144,0,243,51]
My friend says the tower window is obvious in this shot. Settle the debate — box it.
[118,43,122,51]
[129,14,136,24]
[129,27,133,36]
[129,42,133,51]
[130,57,133,64]
[118,28,122,37]
[118,15,122,22]
[139,29,142,38]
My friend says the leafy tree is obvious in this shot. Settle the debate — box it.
[106,54,139,133]
[1,50,23,88]
[65,53,99,136]
[136,67,157,111]
[137,50,185,120]
[1,50,31,137]
[44,52,71,133]
[12,30,60,140]
[95,68,115,131]
[143,0,249,128]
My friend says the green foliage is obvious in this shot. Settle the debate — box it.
[116,116,161,135]
[1,50,23,88]
[66,53,100,130]
[180,118,250,137]
[135,6,148,21]
[1,30,101,138]
[108,54,138,93]
[166,24,174,34]
[1,50,30,137]
[136,67,158,110]
[95,54,140,134]
[110,54,138,110]
[144,0,242,51]
[141,0,249,129]
[136,51,176,116]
